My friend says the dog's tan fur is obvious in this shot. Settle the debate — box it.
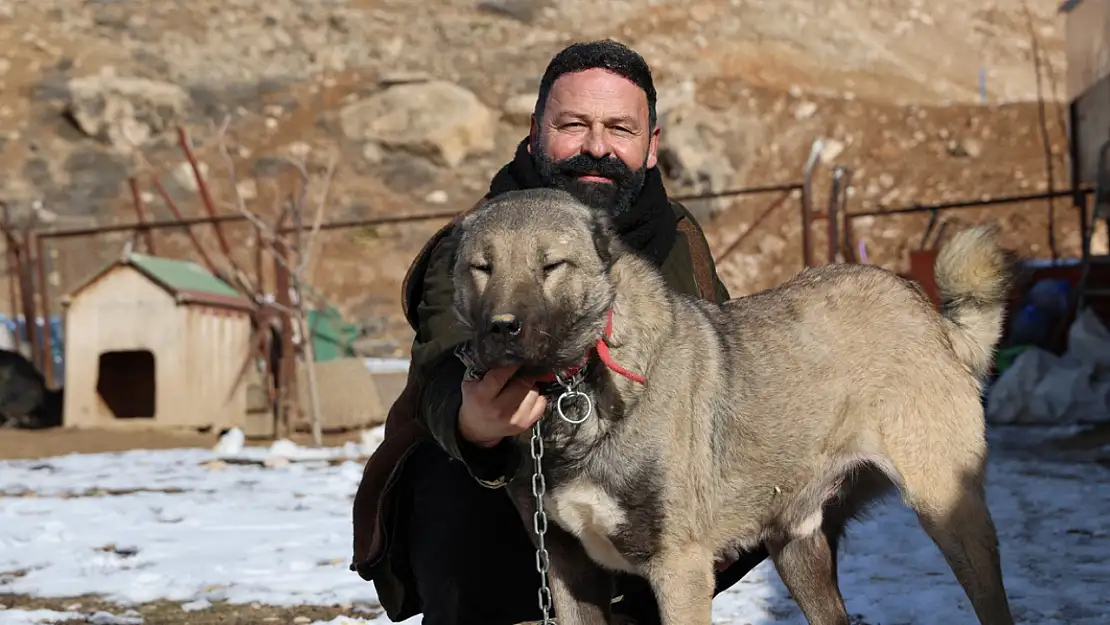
[451,188,1015,625]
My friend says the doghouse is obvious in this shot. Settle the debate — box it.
[59,252,274,436]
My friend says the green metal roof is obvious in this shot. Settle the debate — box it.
[127,253,242,299]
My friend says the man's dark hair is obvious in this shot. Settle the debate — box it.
[533,39,658,130]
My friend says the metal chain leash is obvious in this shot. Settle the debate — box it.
[530,419,554,624]
[456,341,596,625]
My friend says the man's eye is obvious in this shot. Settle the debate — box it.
[471,263,491,274]
[543,260,566,274]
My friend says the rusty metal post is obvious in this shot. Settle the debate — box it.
[800,140,824,268]
[825,166,853,264]
[151,175,219,273]
[18,228,39,368]
[3,204,18,322]
[177,126,238,265]
[33,234,54,388]
[273,237,297,437]
[254,224,264,293]
[717,192,793,263]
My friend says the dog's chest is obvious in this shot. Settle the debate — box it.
[545,477,638,574]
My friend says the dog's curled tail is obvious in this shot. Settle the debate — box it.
[933,225,1013,380]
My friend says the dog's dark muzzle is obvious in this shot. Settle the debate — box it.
[473,312,549,370]
[487,313,522,338]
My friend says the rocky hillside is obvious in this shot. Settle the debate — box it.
[0,0,1079,354]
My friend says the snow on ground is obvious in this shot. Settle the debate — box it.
[1,425,1108,625]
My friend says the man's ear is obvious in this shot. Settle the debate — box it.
[645,124,661,170]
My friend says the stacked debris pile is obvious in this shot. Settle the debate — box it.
[987,305,1110,426]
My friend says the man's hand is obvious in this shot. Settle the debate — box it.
[458,365,548,448]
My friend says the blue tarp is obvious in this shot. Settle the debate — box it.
[0,314,65,381]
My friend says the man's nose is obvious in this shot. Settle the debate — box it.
[582,126,610,158]
[487,313,522,338]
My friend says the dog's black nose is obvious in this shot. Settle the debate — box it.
[488,313,522,337]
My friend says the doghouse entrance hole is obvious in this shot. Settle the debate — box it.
[97,350,156,419]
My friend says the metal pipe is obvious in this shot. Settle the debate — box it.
[800,140,825,268]
[151,175,220,274]
[717,192,793,263]
[34,234,53,389]
[34,183,812,241]
[845,188,1092,218]
[18,227,38,369]
[177,127,236,262]
[3,204,19,322]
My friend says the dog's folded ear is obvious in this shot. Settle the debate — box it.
[590,212,620,268]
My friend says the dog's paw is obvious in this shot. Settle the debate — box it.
[714,545,741,572]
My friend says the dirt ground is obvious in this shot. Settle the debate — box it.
[0,593,377,625]
[0,427,366,460]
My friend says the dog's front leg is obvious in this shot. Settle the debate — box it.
[507,483,613,625]
[645,548,715,625]
[543,521,615,625]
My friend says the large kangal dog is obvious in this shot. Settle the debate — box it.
[449,187,1015,625]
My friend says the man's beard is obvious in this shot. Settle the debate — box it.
[532,143,647,217]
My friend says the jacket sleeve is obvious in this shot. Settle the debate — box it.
[409,231,522,487]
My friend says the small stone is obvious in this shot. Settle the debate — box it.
[171,161,207,193]
[287,141,311,158]
[961,138,983,158]
[377,71,433,88]
[236,179,258,201]
[793,101,817,120]
[264,456,291,469]
[361,142,383,164]
[265,117,278,129]
[0,58,9,76]
[819,139,844,164]
[293,617,311,624]
[424,190,448,204]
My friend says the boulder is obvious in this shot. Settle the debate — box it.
[339,80,498,168]
[65,70,190,150]
[656,98,735,220]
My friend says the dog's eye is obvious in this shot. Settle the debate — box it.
[471,263,491,274]
[543,260,566,274]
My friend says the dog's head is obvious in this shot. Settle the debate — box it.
[451,188,622,376]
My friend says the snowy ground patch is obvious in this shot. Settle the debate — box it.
[1,426,1108,624]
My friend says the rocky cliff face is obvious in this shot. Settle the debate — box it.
[0,0,1080,354]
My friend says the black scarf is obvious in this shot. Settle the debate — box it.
[487,138,678,268]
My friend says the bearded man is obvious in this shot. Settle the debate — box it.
[350,39,774,625]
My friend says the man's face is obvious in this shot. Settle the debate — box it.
[529,68,660,217]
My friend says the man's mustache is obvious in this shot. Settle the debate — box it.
[552,154,633,182]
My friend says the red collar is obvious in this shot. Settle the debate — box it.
[536,309,646,385]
